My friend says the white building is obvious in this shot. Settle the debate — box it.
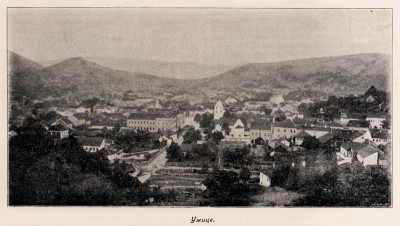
[250,120,272,143]
[221,119,251,146]
[214,100,225,120]
[259,171,272,187]
[339,141,379,166]
[370,129,390,146]
[77,136,106,153]
[272,119,297,139]
[367,117,386,129]
[48,124,69,139]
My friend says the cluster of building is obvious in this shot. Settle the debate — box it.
[16,91,390,171]
[210,99,390,168]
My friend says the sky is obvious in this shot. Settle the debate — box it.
[8,8,392,66]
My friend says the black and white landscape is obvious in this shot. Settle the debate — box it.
[8,8,391,206]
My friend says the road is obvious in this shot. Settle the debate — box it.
[136,133,184,183]
[141,148,168,173]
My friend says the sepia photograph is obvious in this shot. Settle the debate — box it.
[7,8,392,207]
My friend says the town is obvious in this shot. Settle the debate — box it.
[9,68,391,206]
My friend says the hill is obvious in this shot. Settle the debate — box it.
[40,57,232,80]
[193,53,391,97]
[37,57,191,98]
[9,51,44,102]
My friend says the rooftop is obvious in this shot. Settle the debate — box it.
[341,141,379,158]
[369,129,389,139]
[76,136,105,147]
[251,119,272,130]
[294,130,311,138]
[48,124,68,131]
[275,119,296,128]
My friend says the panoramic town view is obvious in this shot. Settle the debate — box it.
[8,8,391,206]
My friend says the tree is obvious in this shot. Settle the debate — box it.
[209,131,224,144]
[301,136,321,150]
[81,97,100,113]
[223,109,233,118]
[200,113,214,129]
[222,122,231,134]
[260,105,273,115]
[166,142,182,161]
[183,128,202,144]
[297,103,308,114]
[382,118,390,129]
[359,116,371,128]
[203,170,252,206]
[223,147,254,167]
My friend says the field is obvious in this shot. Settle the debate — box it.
[252,187,305,206]
[148,173,207,187]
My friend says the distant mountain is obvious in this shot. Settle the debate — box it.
[10,52,391,104]
[36,57,191,97]
[40,57,233,80]
[9,51,44,101]
[9,51,43,74]
[193,53,391,96]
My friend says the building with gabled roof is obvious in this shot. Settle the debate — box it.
[250,119,272,143]
[48,124,69,139]
[76,136,106,152]
[339,141,380,166]
[272,119,297,139]
[293,130,311,146]
[318,133,335,144]
[369,129,390,145]
[221,119,251,147]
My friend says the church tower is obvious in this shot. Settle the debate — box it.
[214,100,225,120]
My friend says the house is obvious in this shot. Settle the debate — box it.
[250,119,272,143]
[302,126,330,139]
[94,105,118,114]
[48,124,69,139]
[65,115,79,126]
[293,130,311,146]
[224,96,238,105]
[339,141,379,166]
[214,100,225,120]
[74,113,90,125]
[76,136,106,152]
[272,119,297,139]
[221,119,251,146]
[365,95,376,103]
[127,110,183,132]
[369,129,389,145]
[51,117,73,128]
[335,129,372,143]
[318,133,335,145]
[274,143,289,152]
[259,170,273,187]
[89,118,117,130]
[366,116,386,129]
[339,112,360,125]
[285,112,304,120]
